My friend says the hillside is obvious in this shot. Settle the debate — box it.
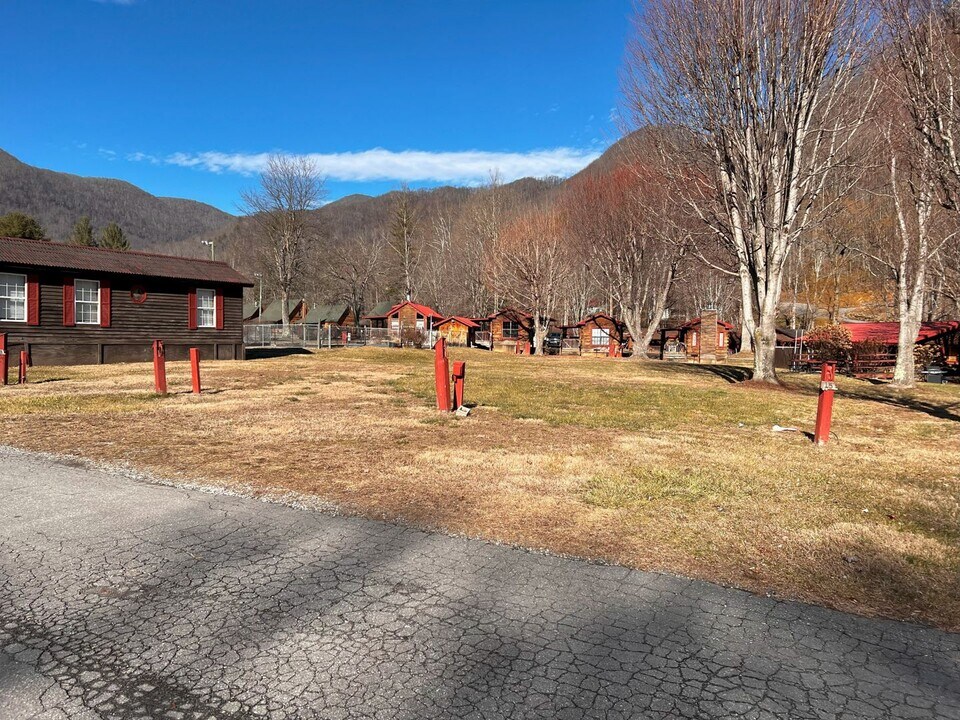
[0,149,232,250]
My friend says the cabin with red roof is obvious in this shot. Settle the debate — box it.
[435,316,479,347]
[362,300,443,346]
[0,236,252,366]
[803,321,960,372]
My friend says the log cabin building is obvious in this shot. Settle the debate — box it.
[479,308,536,352]
[659,310,733,363]
[363,300,443,332]
[0,237,252,366]
[435,316,479,347]
[575,312,632,355]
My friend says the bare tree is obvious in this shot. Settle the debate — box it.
[623,0,876,381]
[492,207,568,354]
[389,187,421,301]
[241,155,326,330]
[562,165,685,358]
[459,173,505,317]
[323,230,386,324]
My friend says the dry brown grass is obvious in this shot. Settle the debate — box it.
[2,348,958,630]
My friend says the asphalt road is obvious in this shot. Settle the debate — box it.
[0,445,958,720]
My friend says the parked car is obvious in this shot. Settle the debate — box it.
[543,332,563,354]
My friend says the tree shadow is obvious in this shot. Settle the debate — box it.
[246,347,313,360]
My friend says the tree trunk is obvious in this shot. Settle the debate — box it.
[891,314,920,388]
[753,307,779,383]
[280,288,290,333]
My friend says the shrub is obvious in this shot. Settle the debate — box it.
[805,325,852,361]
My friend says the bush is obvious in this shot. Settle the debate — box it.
[805,325,852,361]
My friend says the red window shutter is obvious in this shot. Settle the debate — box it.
[26,275,40,326]
[187,288,197,330]
[215,289,224,330]
[100,280,112,328]
[63,278,75,327]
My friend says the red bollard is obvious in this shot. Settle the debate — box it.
[0,333,7,386]
[434,338,451,412]
[452,361,466,410]
[813,361,837,446]
[608,342,616,358]
[524,341,531,356]
[152,340,167,395]
[190,347,202,394]
[18,350,27,384]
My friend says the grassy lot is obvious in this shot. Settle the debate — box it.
[1,348,958,630]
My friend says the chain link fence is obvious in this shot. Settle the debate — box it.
[243,324,440,350]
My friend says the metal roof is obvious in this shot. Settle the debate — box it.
[0,236,253,286]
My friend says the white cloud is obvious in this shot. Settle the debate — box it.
[131,147,601,183]
[91,0,138,5]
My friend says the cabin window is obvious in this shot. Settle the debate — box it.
[416,314,425,330]
[592,328,610,346]
[718,331,725,348]
[691,331,698,346]
[75,279,100,325]
[390,317,400,331]
[0,273,26,322]
[196,288,216,328]
[503,320,519,338]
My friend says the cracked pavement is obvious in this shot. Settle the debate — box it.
[0,446,958,719]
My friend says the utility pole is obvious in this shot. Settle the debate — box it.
[201,239,216,261]
[253,272,263,320]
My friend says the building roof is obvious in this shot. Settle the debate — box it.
[303,303,351,324]
[576,312,624,328]
[363,300,443,320]
[825,321,960,345]
[0,236,253,286]
[256,299,306,324]
[436,315,480,329]
[678,316,736,331]
[484,307,534,322]
[243,302,261,321]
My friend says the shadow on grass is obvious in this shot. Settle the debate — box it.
[841,387,960,423]
[246,347,313,360]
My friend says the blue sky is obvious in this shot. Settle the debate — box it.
[3,0,633,213]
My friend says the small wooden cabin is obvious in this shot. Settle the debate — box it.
[660,310,733,363]
[0,236,252,365]
[301,303,356,327]
[435,316,479,346]
[252,299,308,325]
[577,312,632,355]
[363,300,443,332]
[482,308,535,352]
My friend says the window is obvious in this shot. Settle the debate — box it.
[416,315,425,330]
[75,279,100,325]
[502,320,519,339]
[391,317,400,331]
[0,273,26,322]
[592,328,610,346]
[718,331,725,348]
[196,288,216,328]
[691,331,698,346]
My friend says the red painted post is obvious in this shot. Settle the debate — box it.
[813,361,837,446]
[524,341,531,356]
[18,350,27,384]
[452,361,466,410]
[608,341,616,358]
[434,338,451,412]
[0,333,7,386]
[152,340,167,395]
[190,347,202,394]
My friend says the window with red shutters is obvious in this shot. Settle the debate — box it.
[63,278,75,327]
[26,275,39,326]
[187,288,197,330]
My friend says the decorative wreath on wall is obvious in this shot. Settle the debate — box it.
[130,286,148,304]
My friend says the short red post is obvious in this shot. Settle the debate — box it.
[18,350,28,384]
[434,337,451,412]
[452,361,466,410]
[813,361,837,446]
[0,333,7,386]
[608,342,616,358]
[524,341,531,356]
[152,340,167,395]
[190,347,202,394]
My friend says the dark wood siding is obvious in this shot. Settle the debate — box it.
[0,266,245,366]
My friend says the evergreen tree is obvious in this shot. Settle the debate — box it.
[68,215,97,246]
[99,222,129,250]
[0,212,46,240]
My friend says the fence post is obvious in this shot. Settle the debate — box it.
[434,337,452,412]
[190,347,202,394]
[152,340,167,395]
[18,350,28,384]
[813,361,837,445]
[0,333,6,386]
[327,324,331,350]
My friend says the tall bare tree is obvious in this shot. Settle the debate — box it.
[389,186,421,301]
[623,0,875,381]
[492,207,568,354]
[323,230,386,324]
[241,155,326,330]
